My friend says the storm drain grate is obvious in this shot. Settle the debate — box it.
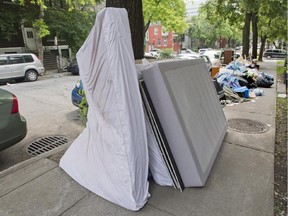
[228,118,269,134]
[26,136,68,156]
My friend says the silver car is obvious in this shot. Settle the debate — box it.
[176,53,212,72]
[0,53,45,82]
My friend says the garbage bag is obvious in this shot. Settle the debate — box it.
[256,73,274,88]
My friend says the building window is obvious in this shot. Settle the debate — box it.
[157,38,161,46]
[154,27,158,35]
[163,38,167,46]
[26,31,33,39]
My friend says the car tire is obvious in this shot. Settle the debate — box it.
[266,55,271,59]
[25,70,38,82]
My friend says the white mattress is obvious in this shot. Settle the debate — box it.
[60,8,149,211]
[142,59,227,187]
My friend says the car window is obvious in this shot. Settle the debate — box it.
[8,56,24,64]
[273,50,280,53]
[205,51,220,60]
[266,50,272,52]
[200,56,209,63]
[23,55,34,63]
[0,56,8,65]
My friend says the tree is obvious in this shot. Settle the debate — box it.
[203,0,287,60]
[45,9,96,53]
[11,0,102,63]
[258,0,287,60]
[143,0,187,34]
[197,1,242,49]
[187,13,218,49]
[106,0,144,60]
[106,0,188,60]
[3,0,188,60]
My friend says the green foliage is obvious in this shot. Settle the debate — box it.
[78,89,88,126]
[66,0,102,10]
[79,97,88,126]
[33,19,50,38]
[276,60,286,75]
[44,9,96,53]
[0,9,22,41]
[143,0,188,33]
[261,0,287,42]
[0,5,38,41]
[159,48,174,59]
[187,6,242,49]
[203,0,287,49]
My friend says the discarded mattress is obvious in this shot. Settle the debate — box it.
[142,59,227,187]
[140,79,184,190]
[60,8,149,211]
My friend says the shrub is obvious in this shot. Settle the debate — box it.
[159,48,174,59]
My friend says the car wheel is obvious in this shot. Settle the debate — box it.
[266,55,271,59]
[25,70,38,82]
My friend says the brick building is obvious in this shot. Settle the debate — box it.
[145,23,181,53]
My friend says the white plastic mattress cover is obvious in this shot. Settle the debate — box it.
[136,61,173,187]
[59,8,149,211]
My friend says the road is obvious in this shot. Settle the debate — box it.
[0,74,84,171]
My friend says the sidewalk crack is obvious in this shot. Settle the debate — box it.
[59,192,91,216]
[225,141,274,155]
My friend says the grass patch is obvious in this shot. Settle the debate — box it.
[276,66,285,75]
[277,60,285,66]
[276,61,286,75]
[274,96,287,216]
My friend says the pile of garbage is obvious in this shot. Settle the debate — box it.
[214,57,274,103]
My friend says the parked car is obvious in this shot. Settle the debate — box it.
[149,49,160,58]
[198,48,211,54]
[176,53,212,72]
[0,53,45,82]
[180,48,198,55]
[263,49,287,59]
[71,79,84,107]
[202,50,222,67]
[0,88,27,151]
[66,60,79,75]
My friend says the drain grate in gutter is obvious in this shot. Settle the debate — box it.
[228,118,269,134]
[26,136,68,156]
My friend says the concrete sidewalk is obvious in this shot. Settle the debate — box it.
[0,61,277,216]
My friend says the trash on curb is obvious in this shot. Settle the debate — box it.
[277,94,287,98]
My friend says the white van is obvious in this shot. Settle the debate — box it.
[0,53,45,82]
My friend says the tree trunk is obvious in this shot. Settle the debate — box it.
[227,37,231,47]
[258,35,267,61]
[242,11,252,59]
[106,0,144,60]
[35,5,45,63]
[251,12,258,59]
[273,41,278,49]
[144,20,151,34]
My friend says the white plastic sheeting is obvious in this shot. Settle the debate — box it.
[136,62,173,187]
[145,112,173,186]
[60,8,150,211]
